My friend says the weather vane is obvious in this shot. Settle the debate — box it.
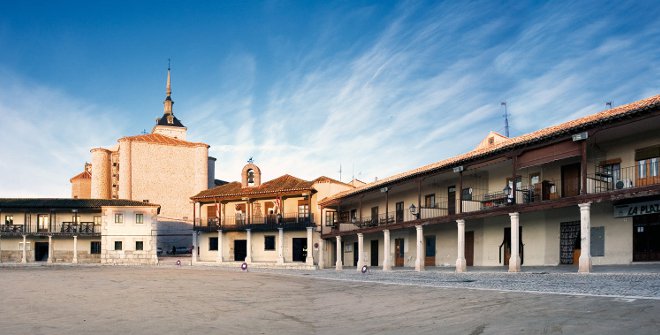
[248,157,254,164]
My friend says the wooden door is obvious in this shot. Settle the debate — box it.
[561,163,581,197]
[424,235,436,266]
[395,238,405,267]
[370,240,378,266]
[448,186,456,215]
[395,202,404,222]
[353,242,359,266]
[465,231,474,266]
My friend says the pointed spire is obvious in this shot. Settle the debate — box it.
[163,59,174,115]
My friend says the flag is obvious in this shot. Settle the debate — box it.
[275,196,282,214]
[215,200,220,219]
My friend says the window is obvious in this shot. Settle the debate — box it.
[91,241,101,254]
[325,211,336,226]
[135,213,144,224]
[530,173,541,186]
[114,213,123,223]
[209,237,218,251]
[135,241,143,251]
[114,241,123,250]
[424,194,435,208]
[350,209,357,221]
[298,200,310,219]
[264,236,275,250]
[461,188,473,201]
[4,215,13,225]
[93,216,102,226]
[635,145,660,183]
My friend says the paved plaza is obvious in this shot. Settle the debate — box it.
[0,264,659,334]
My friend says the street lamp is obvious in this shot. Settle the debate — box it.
[503,184,513,204]
[409,204,419,220]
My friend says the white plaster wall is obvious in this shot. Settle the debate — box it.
[101,206,158,265]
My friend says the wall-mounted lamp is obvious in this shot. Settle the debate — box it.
[453,166,464,173]
[380,187,389,193]
[409,204,419,219]
[572,132,588,141]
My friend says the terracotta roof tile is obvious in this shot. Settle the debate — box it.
[0,198,160,209]
[119,133,208,148]
[69,170,92,182]
[321,94,660,204]
[192,174,315,199]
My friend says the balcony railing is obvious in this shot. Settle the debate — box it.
[199,212,315,231]
[587,164,660,194]
[0,222,100,235]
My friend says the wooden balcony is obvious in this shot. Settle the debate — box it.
[195,212,315,232]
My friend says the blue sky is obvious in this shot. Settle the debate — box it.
[0,0,658,197]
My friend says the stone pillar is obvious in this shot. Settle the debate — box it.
[21,235,27,263]
[318,239,325,269]
[0,235,3,263]
[277,228,284,265]
[245,229,252,263]
[356,233,364,271]
[415,225,424,271]
[456,219,466,273]
[216,230,223,263]
[335,235,343,271]
[306,227,314,265]
[578,202,592,273]
[47,235,53,263]
[508,212,521,272]
[383,229,392,271]
[72,235,78,264]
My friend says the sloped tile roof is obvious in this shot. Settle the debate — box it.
[119,133,208,148]
[192,174,316,200]
[320,94,660,204]
[69,170,92,182]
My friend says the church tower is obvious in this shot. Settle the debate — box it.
[152,65,188,140]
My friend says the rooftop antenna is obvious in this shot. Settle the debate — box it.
[606,101,612,109]
[141,129,147,134]
[501,101,510,137]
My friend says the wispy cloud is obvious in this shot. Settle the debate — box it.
[188,2,658,184]
[0,70,126,197]
[1,1,658,196]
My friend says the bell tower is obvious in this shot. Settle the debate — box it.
[152,63,188,140]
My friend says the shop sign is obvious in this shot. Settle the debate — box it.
[614,200,660,218]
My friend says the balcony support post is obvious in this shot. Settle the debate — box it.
[459,171,463,214]
[356,233,364,271]
[21,235,27,263]
[47,235,53,263]
[385,190,389,224]
[581,141,587,195]
[415,225,424,272]
[306,227,314,266]
[383,229,392,271]
[72,235,78,264]
[216,229,223,263]
[245,228,252,264]
[508,212,521,272]
[456,219,467,272]
[277,228,284,265]
[578,202,592,273]
[335,235,343,271]
[318,239,325,269]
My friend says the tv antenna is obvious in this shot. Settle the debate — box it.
[606,101,612,109]
[501,102,510,137]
